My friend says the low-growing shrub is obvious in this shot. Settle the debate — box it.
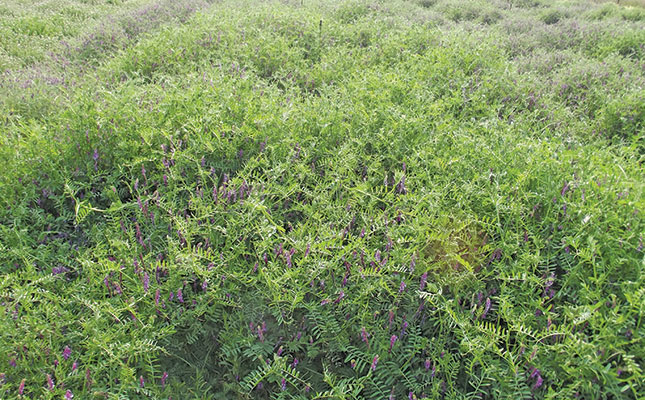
[418,0,437,8]
[593,29,645,59]
[540,9,564,24]
[480,9,503,24]
[586,3,619,19]
[622,6,645,21]
[599,93,645,144]
[441,3,481,22]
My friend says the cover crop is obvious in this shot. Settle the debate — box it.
[0,0,643,398]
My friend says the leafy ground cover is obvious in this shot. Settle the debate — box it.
[0,0,643,398]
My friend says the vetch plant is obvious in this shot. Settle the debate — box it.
[0,0,643,398]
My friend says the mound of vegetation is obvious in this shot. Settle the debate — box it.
[1,0,643,398]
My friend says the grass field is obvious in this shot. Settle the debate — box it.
[1,0,644,398]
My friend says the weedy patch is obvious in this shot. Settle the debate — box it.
[422,217,489,276]
[539,9,565,24]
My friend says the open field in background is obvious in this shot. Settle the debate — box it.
[0,0,643,399]
[0,0,215,70]
[0,0,217,119]
[594,0,645,8]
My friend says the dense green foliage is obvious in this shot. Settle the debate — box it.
[1,0,644,398]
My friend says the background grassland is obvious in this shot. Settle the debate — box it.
[0,0,643,399]
[594,0,645,8]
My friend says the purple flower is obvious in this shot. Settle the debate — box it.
[533,375,543,389]
[72,361,78,371]
[361,327,370,348]
[530,367,540,379]
[292,358,299,368]
[139,376,145,388]
[334,291,345,304]
[409,392,415,400]
[135,223,144,247]
[420,272,427,291]
[371,355,379,371]
[62,346,71,360]
[386,237,393,252]
[18,379,25,395]
[389,335,398,352]
[399,281,406,293]
[155,289,160,306]
[9,358,16,368]
[46,374,54,390]
[481,298,491,319]
[85,368,92,389]
[143,272,149,293]
[161,371,168,387]
[396,176,407,194]
[65,390,74,400]
[425,359,431,371]
[490,248,502,263]
[52,266,69,276]
[177,288,183,303]
[281,378,286,391]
